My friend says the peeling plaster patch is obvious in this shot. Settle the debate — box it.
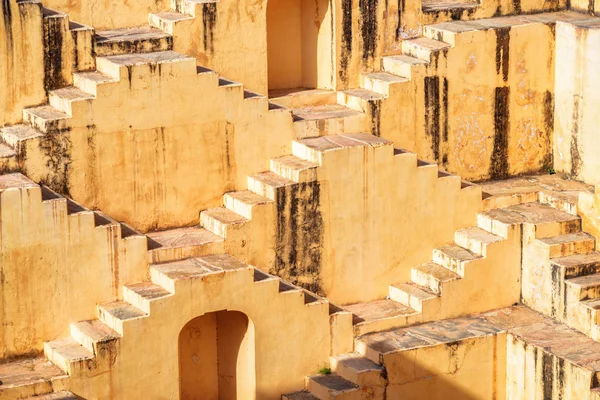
[466,53,477,72]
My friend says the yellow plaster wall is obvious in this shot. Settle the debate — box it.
[0,176,148,359]
[0,0,46,127]
[554,20,600,184]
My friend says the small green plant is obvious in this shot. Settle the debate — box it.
[318,366,332,375]
[548,168,556,175]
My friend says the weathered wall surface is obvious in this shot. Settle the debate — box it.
[0,0,45,127]
[554,20,600,184]
[0,174,148,358]
[378,19,556,181]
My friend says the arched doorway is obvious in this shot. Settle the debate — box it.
[266,0,333,93]
[179,310,256,400]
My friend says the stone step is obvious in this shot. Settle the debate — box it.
[477,202,581,239]
[149,11,194,34]
[0,125,43,151]
[432,243,481,275]
[282,391,320,400]
[330,353,386,389]
[150,254,252,292]
[337,89,384,113]
[94,26,172,56]
[537,232,596,258]
[0,357,67,398]
[96,50,196,81]
[23,105,69,133]
[97,301,147,335]
[200,207,248,237]
[292,133,392,165]
[123,281,173,314]
[551,252,600,280]
[25,391,79,399]
[580,298,600,327]
[389,282,438,311]
[401,37,451,62]
[381,54,428,79]
[173,0,219,17]
[49,86,94,116]
[305,374,362,400]
[292,104,369,138]
[0,143,16,159]
[566,274,600,310]
[454,226,504,257]
[361,71,409,95]
[70,319,120,355]
[146,225,224,264]
[247,171,296,199]
[73,71,118,96]
[270,155,319,183]
[223,190,272,219]
[344,299,419,336]
[411,261,461,295]
[43,337,94,375]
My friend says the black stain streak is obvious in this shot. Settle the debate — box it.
[424,76,441,161]
[442,77,449,142]
[495,27,510,82]
[43,12,67,91]
[38,127,73,196]
[202,3,217,53]
[543,90,554,168]
[368,100,381,137]
[359,0,377,61]
[339,0,353,83]
[589,0,596,15]
[395,0,405,41]
[490,87,510,179]
[542,352,553,400]
[512,0,522,14]
[2,0,12,55]
[274,182,325,295]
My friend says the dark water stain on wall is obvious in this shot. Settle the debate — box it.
[541,352,554,399]
[274,182,325,295]
[424,76,441,161]
[2,0,12,53]
[395,0,405,41]
[359,0,377,61]
[368,100,381,137]
[495,28,510,82]
[512,0,522,14]
[38,128,73,196]
[589,0,596,15]
[490,87,510,179]
[542,91,554,168]
[442,77,449,142]
[43,13,66,91]
[339,0,353,83]
[202,3,217,53]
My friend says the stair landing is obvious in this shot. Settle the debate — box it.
[0,357,67,392]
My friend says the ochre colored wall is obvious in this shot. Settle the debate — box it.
[0,175,147,358]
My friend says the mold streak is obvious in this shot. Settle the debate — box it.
[359,0,378,61]
[424,76,441,161]
[495,28,510,82]
[490,87,510,179]
[339,0,353,83]
[202,3,217,54]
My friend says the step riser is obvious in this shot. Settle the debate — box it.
[388,286,424,311]
[330,359,386,389]
[454,234,488,257]
[123,287,152,314]
[431,250,466,275]
[411,269,442,295]
[247,177,281,200]
[337,92,370,113]
[223,195,256,220]
[532,219,582,240]
[291,142,322,165]
[94,37,173,57]
[293,114,369,139]
[97,307,125,335]
[199,213,234,238]
[381,58,414,79]
[543,239,595,259]
[270,162,317,183]
[559,262,600,280]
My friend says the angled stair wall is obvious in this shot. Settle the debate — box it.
[0,173,149,359]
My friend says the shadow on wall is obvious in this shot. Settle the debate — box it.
[266,0,331,92]
[179,310,256,400]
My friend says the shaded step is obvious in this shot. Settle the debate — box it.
[282,391,320,400]
[44,337,94,375]
[0,357,67,396]
[411,261,461,294]
[361,71,410,95]
[381,55,428,79]
[330,353,386,388]
[200,207,248,237]
[551,252,600,280]
[454,226,503,257]
[270,155,318,183]
[97,301,147,335]
[23,105,69,132]
[566,273,600,302]
[247,171,296,199]
[223,190,272,219]
[70,319,120,354]
[123,281,173,313]
[537,232,595,258]
[293,104,362,122]
[389,282,438,311]
[432,243,481,275]
[292,104,369,138]
[422,0,479,13]
[401,37,451,62]
[0,143,16,159]
[306,374,361,400]
[94,26,172,56]
[344,299,419,336]
[146,225,224,264]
